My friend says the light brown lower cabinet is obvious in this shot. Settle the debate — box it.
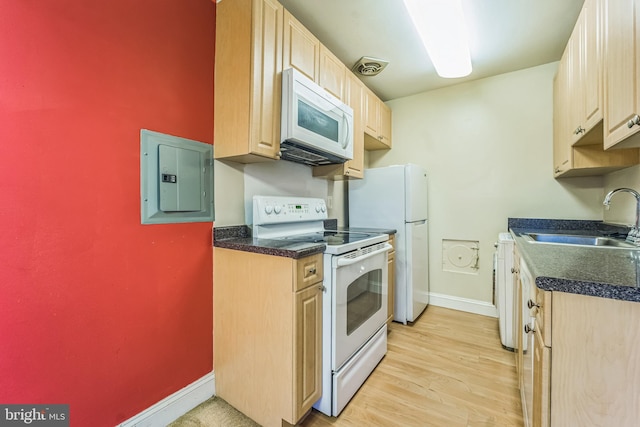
[522,289,640,426]
[386,234,395,326]
[214,249,323,427]
[532,324,550,427]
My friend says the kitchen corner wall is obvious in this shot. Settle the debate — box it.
[368,62,604,304]
[0,1,215,425]
[214,160,347,227]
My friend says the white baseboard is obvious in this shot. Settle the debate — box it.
[429,292,498,318]
[118,372,215,427]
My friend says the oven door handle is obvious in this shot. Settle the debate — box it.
[336,243,392,267]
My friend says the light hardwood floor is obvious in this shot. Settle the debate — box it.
[300,306,523,427]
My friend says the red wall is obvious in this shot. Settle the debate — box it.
[0,1,215,425]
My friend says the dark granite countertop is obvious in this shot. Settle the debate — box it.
[213,225,326,259]
[508,218,640,302]
[212,223,395,259]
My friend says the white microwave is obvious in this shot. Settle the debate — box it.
[280,68,354,166]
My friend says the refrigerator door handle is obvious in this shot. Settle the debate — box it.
[411,219,426,225]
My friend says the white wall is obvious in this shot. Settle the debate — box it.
[214,158,347,226]
[603,165,640,226]
[213,159,246,226]
[368,62,604,303]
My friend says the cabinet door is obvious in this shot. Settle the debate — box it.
[363,87,392,150]
[553,56,571,176]
[344,72,364,178]
[582,0,603,132]
[567,0,602,144]
[604,0,640,149]
[282,9,319,82]
[293,283,322,420]
[319,45,346,101]
[250,0,284,158]
[551,292,640,426]
[568,8,586,144]
[513,250,523,381]
[378,101,392,148]
[363,86,379,137]
[214,0,283,163]
[532,328,550,427]
[386,235,396,325]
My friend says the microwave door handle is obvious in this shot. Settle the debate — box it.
[341,112,350,149]
[336,243,392,267]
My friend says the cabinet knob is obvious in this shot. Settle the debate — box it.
[318,285,326,292]
[524,324,535,334]
[309,267,316,275]
[627,115,640,129]
[511,267,519,274]
[527,299,540,310]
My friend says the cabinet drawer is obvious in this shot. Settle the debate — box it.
[535,288,552,347]
[294,254,323,291]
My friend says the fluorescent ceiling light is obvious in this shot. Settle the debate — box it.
[403,0,472,78]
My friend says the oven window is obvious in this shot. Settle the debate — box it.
[346,268,382,335]
[297,99,339,142]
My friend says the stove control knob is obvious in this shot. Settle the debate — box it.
[315,204,322,213]
[264,204,273,215]
[274,205,282,214]
[321,204,326,213]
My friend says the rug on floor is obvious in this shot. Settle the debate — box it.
[168,397,260,427]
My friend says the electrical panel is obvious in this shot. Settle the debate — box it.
[140,129,214,224]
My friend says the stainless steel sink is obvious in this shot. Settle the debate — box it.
[521,233,639,249]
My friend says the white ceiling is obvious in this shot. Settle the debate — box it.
[278,0,584,101]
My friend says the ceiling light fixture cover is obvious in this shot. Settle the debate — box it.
[403,0,472,78]
[352,56,389,76]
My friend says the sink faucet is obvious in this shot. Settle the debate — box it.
[603,188,640,244]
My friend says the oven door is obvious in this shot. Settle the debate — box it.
[332,242,391,370]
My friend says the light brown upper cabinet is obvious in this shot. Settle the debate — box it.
[214,0,283,163]
[283,11,347,102]
[363,86,392,150]
[318,45,346,101]
[553,0,639,177]
[215,0,391,167]
[553,50,571,176]
[603,0,640,149]
[283,9,319,82]
[567,0,602,146]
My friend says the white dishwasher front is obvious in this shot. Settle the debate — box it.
[495,232,515,350]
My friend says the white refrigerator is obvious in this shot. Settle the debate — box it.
[349,164,429,324]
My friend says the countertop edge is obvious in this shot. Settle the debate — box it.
[212,225,326,259]
[508,219,639,303]
[214,239,325,259]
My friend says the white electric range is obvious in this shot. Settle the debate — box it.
[252,195,391,416]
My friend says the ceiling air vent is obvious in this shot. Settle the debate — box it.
[352,56,389,76]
